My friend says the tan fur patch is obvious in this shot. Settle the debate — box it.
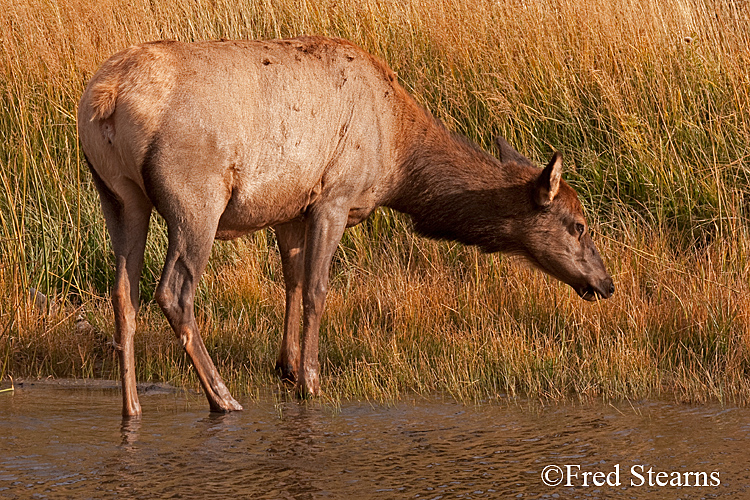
[88,75,119,121]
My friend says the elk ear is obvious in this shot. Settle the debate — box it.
[495,135,532,166]
[535,152,563,206]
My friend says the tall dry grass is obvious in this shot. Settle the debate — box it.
[1,0,749,403]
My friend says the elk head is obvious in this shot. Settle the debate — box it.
[497,137,615,301]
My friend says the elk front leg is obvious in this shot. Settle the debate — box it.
[298,205,349,397]
[275,219,306,383]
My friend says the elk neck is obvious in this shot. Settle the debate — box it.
[385,116,538,254]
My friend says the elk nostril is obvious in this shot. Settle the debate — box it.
[608,281,615,296]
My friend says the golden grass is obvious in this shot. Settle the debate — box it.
[1,0,749,404]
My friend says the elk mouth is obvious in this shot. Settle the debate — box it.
[574,279,615,302]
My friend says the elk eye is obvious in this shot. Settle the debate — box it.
[575,223,585,237]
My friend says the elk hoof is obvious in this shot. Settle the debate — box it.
[275,359,299,384]
[122,403,142,419]
[209,396,243,413]
[295,371,321,398]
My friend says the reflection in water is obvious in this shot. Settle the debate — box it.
[120,416,141,449]
[1,384,749,499]
[262,403,330,497]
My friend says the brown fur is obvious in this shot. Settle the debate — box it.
[78,36,613,416]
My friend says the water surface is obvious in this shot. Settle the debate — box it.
[1,380,748,499]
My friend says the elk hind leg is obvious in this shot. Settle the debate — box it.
[92,172,151,418]
[155,212,242,413]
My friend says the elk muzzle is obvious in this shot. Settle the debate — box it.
[574,276,615,301]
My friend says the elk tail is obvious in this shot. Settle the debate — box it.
[88,72,120,122]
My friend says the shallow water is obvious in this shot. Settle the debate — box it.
[1,381,749,499]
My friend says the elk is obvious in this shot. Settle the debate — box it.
[77,36,614,417]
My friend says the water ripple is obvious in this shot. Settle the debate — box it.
[0,387,748,498]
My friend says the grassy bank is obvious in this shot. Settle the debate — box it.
[2,0,749,404]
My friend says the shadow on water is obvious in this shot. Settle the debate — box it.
[1,381,749,499]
